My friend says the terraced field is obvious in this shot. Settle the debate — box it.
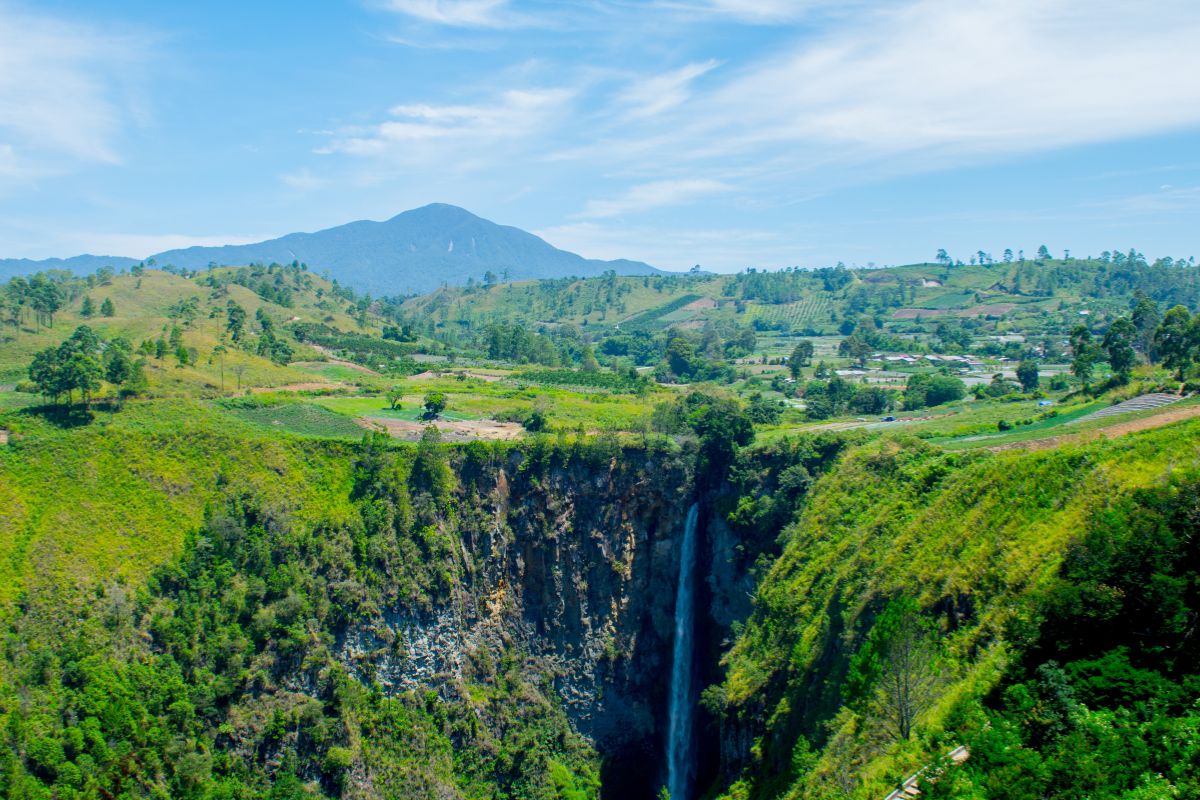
[749,296,834,330]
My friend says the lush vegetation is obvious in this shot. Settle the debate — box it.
[708,421,1200,799]
[4,251,1200,800]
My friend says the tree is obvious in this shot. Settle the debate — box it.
[681,391,754,478]
[1003,248,1014,263]
[579,345,600,372]
[100,297,115,317]
[523,408,548,431]
[212,344,228,392]
[935,249,951,266]
[904,374,965,409]
[846,597,940,741]
[789,341,814,377]
[850,386,893,415]
[1102,317,1137,383]
[1153,306,1198,381]
[838,333,872,367]
[28,325,106,404]
[1037,245,1051,261]
[28,276,63,328]
[1069,324,1099,386]
[386,387,404,410]
[104,341,135,385]
[226,301,247,342]
[1016,359,1040,392]
[1130,293,1161,357]
[423,391,447,419]
[80,296,96,318]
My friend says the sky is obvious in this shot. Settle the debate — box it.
[1,0,1199,272]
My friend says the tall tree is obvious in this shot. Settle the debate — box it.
[1016,359,1040,392]
[226,301,247,342]
[1153,306,1197,381]
[1069,324,1099,386]
[789,341,814,377]
[846,597,941,741]
[1102,317,1137,383]
[1130,293,1161,358]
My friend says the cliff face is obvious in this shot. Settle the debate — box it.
[337,445,697,794]
[332,433,855,798]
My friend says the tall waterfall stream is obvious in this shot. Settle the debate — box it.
[667,503,699,800]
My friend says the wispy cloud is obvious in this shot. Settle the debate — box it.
[650,0,838,23]
[320,87,574,164]
[579,178,730,218]
[380,0,518,28]
[555,0,1200,180]
[760,0,1200,157]
[617,60,718,120]
[0,7,149,182]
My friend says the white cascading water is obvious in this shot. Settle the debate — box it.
[667,502,700,800]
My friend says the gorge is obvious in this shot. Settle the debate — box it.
[2,411,1199,799]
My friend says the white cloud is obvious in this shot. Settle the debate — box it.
[320,87,574,162]
[579,178,730,218]
[727,0,1200,157]
[617,60,717,119]
[561,0,1200,179]
[654,0,829,23]
[0,7,146,181]
[380,0,515,27]
[536,220,789,271]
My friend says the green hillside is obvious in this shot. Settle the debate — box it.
[2,254,1200,800]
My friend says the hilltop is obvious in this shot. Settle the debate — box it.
[0,204,662,295]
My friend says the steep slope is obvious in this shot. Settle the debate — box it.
[148,204,661,295]
[709,421,1200,800]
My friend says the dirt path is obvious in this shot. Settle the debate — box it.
[359,416,524,442]
[990,404,1200,452]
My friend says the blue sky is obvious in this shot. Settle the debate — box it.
[1,0,1198,271]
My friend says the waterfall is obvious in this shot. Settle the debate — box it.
[667,502,700,800]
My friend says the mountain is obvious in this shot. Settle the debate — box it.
[0,205,661,295]
[0,254,139,282]
[148,204,662,295]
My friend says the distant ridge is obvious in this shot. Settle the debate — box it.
[0,254,139,283]
[0,205,663,295]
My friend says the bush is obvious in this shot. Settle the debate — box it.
[904,373,966,409]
